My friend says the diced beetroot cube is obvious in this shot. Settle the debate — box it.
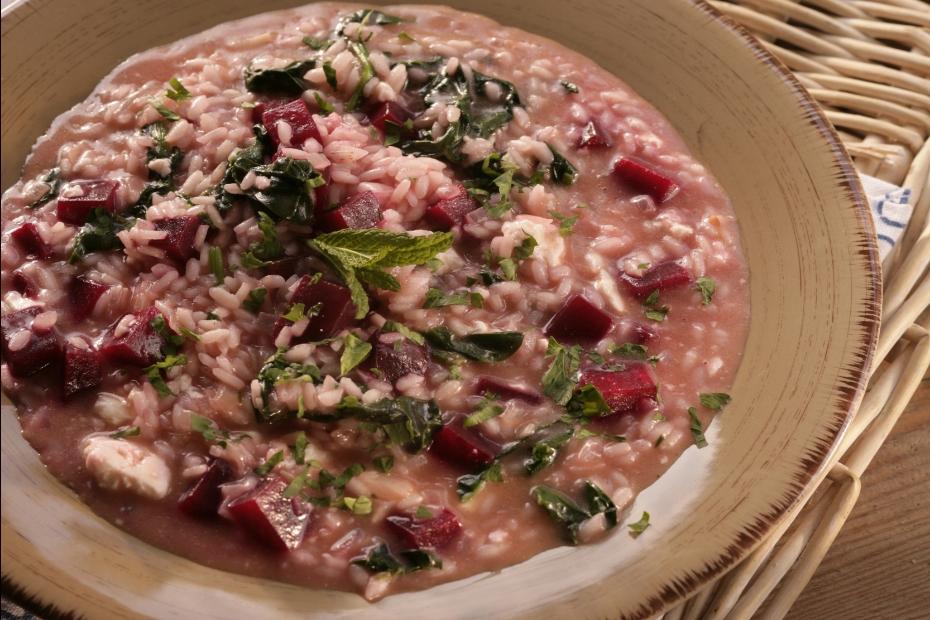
[316,190,382,233]
[63,339,101,398]
[177,458,234,518]
[263,99,322,148]
[428,425,496,471]
[251,99,284,125]
[619,261,693,299]
[271,276,359,344]
[629,322,657,345]
[475,377,542,405]
[578,120,610,149]
[313,165,332,214]
[385,507,461,550]
[68,275,110,323]
[370,332,428,384]
[543,295,613,346]
[227,476,309,551]
[264,256,300,278]
[0,307,61,377]
[57,180,120,225]
[10,223,53,260]
[578,362,657,414]
[11,271,39,298]
[370,101,413,135]
[612,156,679,204]
[98,307,170,367]
[150,216,202,263]
[423,185,480,230]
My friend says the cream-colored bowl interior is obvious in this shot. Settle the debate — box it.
[1,1,879,618]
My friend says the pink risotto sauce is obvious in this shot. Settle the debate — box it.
[1,3,749,600]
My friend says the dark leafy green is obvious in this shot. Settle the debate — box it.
[244,60,315,95]
[421,327,523,363]
[255,347,322,421]
[335,9,413,36]
[533,481,618,543]
[67,208,133,265]
[336,396,443,454]
[27,168,60,208]
[142,121,184,181]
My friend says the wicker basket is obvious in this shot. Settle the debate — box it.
[665,1,930,618]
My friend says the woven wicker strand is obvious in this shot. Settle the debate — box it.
[667,1,930,618]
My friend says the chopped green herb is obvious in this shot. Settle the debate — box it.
[206,312,221,321]
[242,288,268,313]
[346,39,375,112]
[541,338,576,406]
[304,228,453,319]
[293,431,309,465]
[423,288,472,308]
[628,511,650,535]
[68,210,133,265]
[313,92,334,115]
[335,396,442,454]
[26,168,60,208]
[109,427,141,440]
[457,460,504,501]
[244,60,315,95]
[688,407,708,448]
[463,400,505,428]
[165,77,192,102]
[695,276,717,305]
[146,96,180,121]
[398,31,416,43]
[335,9,413,36]
[655,434,665,447]
[421,327,523,364]
[143,354,187,398]
[240,211,284,268]
[653,412,668,422]
[190,413,219,441]
[644,306,670,322]
[588,351,607,365]
[609,343,649,360]
[255,347,322,421]
[546,143,578,186]
[415,506,434,518]
[637,262,651,270]
[208,246,224,285]
[373,455,394,473]
[533,481,616,543]
[343,495,373,515]
[254,449,285,476]
[469,292,484,309]
[560,80,579,93]
[381,321,425,345]
[322,61,338,90]
[576,428,627,442]
[302,36,333,50]
[141,122,184,180]
[524,422,575,475]
[340,332,373,375]
[568,383,612,418]
[699,392,731,410]
[283,465,313,498]
[643,290,660,306]
[240,101,257,108]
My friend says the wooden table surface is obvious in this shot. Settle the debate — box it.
[781,373,930,620]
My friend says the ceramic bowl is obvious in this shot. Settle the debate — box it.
[1,0,880,618]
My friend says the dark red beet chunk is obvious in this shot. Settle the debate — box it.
[313,165,332,213]
[385,507,462,550]
[263,99,322,148]
[619,261,693,299]
[370,332,428,384]
[579,363,657,414]
[177,458,234,518]
[612,156,679,204]
[56,179,120,225]
[63,340,101,398]
[428,425,496,471]
[475,377,542,405]
[10,223,53,260]
[0,307,61,377]
[68,275,110,323]
[271,276,358,343]
[543,295,613,346]
[150,216,202,263]
[99,307,169,367]
[370,101,413,135]
[423,185,480,230]
[578,120,610,148]
[227,476,309,551]
[11,272,39,298]
[264,256,300,278]
[316,190,382,232]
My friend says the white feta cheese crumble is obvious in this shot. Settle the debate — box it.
[93,392,134,425]
[83,435,171,500]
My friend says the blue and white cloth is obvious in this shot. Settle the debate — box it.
[861,173,914,261]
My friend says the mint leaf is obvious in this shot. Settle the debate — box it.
[542,338,575,406]
[381,321,425,345]
[190,413,219,441]
[340,332,372,375]
[423,288,471,308]
[283,464,312,498]
[699,392,730,410]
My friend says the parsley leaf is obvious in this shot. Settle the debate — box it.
[340,332,372,375]
[541,338,577,406]
[688,407,708,448]
[165,77,192,102]
[109,427,141,440]
[695,276,717,305]
[242,288,267,313]
[644,306,670,322]
[373,455,394,473]
[415,506,434,518]
[643,290,660,306]
[463,397,505,428]
[609,343,649,360]
[293,431,309,465]
[190,413,219,441]
[699,392,731,410]
[254,450,285,476]
[146,96,180,121]
[628,511,650,535]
